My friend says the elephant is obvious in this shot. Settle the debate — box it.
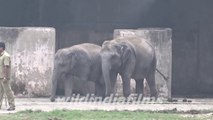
[101,37,157,99]
[50,43,105,102]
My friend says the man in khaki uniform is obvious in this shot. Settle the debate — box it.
[0,42,15,111]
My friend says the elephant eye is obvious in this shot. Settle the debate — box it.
[111,55,117,61]
[59,62,65,67]
[66,73,71,78]
[112,53,119,59]
[112,53,117,57]
[61,73,66,79]
[111,54,116,58]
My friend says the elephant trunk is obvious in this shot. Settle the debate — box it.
[50,70,57,102]
[102,60,112,97]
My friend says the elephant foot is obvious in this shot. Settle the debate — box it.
[103,95,114,103]
[124,96,135,103]
[65,97,71,102]
[150,91,158,101]
[50,97,56,102]
[167,98,178,102]
[150,96,158,101]
[136,94,144,102]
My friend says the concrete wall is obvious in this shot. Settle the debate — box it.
[0,27,55,97]
[114,28,172,98]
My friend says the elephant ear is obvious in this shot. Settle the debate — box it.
[102,40,111,46]
[116,43,131,65]
[67,52,76,69]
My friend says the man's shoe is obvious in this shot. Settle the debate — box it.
[7,107,15,111]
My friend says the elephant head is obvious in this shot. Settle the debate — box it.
[101,40,134,96]
[50,49,72,102]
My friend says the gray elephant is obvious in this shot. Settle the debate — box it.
[50,43,105,102]
[101,37,157,99]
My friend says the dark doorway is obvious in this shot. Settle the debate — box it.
[172,0,213,97]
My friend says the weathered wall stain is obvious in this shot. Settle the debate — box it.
[0,27,55,97]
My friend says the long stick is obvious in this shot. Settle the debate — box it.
[4,94,7,108]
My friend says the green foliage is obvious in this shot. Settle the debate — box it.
[0,110,211,120]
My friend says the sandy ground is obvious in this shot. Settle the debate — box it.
[0,98,213,114]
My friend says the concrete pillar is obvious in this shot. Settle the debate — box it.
[114,28,172,98]
[0,27,55,97]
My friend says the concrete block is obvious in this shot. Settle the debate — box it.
[114,28,172,98]
[0,27,55,97]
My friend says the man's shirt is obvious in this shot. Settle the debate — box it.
[0,51,11,79]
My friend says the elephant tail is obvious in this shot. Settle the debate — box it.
[156,68,169,82]
[151,49,168,82]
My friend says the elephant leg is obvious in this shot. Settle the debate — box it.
[82,82,91,102]
[95,82,104,97]
[79,63,90,94]
[81,82,88,96]
[95,82,106,102]
[104,72,117,102]
[50,71,58,102]
[135,79,144,101]
[121,75,131,98]
[77,66,91,101]
[146,72,158,100]
[95,75,106,99]
[110,72,117,94]
[64,79,73,102]
[121,58,136,98]
[50,77,57,102]
[95,82,100,96]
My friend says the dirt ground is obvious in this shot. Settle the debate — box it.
[1,98,213,114]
